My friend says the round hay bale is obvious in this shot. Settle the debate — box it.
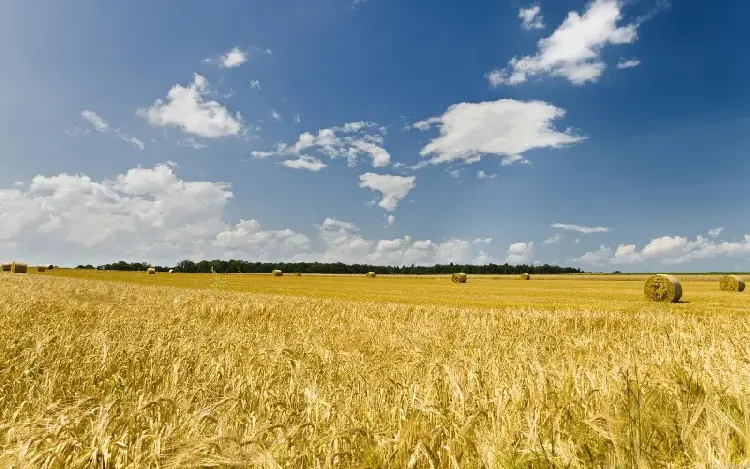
[2,263,11,272]
[37,266,46,273]
[294,272,302,277]
[644,274,682,303]
[272,270,283,277]
[520,273,531,280]
[47,265,54,270]
[720,275,745,292]
[366,272,376,278]
[11,262,27,274]
[451,272,467,283]
[169,269,174,273]
[147,267,156,274]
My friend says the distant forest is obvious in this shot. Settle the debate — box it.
[76,259,584,275]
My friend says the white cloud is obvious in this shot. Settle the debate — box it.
[411,99,583,167]
[219,47,248,69]
[252,121,391,168]
[294,114,301,123]
[474,250,493,265]
[270,109,282,122]
[612,244,639,263]
[543,233,564,244]
[500,154,531,166]
[0,168,504,266]
[473,238,492,244]
[281,156,327,172]
[0,163,232,265]
[301,221,472,266]
[488,0,639,86]
[81,110,109,132]
[214,219,310,255]
[574,238,581,244]
[448,169,462,179]
[571,231,750,265]
[571,244,613,265]
[551,223,610,234]
[708,227,724,237]
[250,80,262,90]
[359,173,416,212]
[505,241,534,265]
[79,111,145,150]
[476,170,498,179]
[616,58,641,69]
[115,132,145,150]
[177,137,208,149]
[520,5,545,30]
[264,49,273,56]
[386,215,395,227]
[138,74,244,138]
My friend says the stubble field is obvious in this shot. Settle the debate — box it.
[2,270,750,468]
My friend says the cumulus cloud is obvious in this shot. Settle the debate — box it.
[551,223,610,234]
[571,244,613,265]
[214,219,310,256]
[520,5,545,30]
[616,58,641,69]
[410,99,583,167]
[138,74,244,138]
[473,238,492,245]
[505,241,534,265]
[543,233,564,244]
[488,0,639,86]
[252,121,391,169]
[477,170,498,179]
[250,80,262,90]
[281,156,327,172]
[359,173,416,212]
[304,220,472,265]
[0,163,232,265]
[708,227,724,237]
[270,109,282,122]
[571,232,750,265]
[386,215,395,227]
[219,47,248,68]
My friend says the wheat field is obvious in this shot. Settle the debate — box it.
[2,271,750,468]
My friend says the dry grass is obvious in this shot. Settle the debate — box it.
[720,275,746,292]
[2,272,750,467]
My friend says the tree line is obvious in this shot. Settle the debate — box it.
[77,259,583,275]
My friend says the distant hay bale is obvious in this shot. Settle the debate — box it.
[2,263,10,272]
[169,269,174,273]
[294,272,302,277]
[520,273,531,280]
[366,272,376,278]
[37,266,46,273]
[147,267,156,275]
[451,272,467,283]
[272,270,283,277]
[11,262,27,274]
[720,275,745,292]
[47,265,54,270]
[644,274,682,303]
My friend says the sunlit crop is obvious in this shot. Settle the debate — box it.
[2,270,749,467]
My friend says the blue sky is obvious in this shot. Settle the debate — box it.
[1,0,749,271]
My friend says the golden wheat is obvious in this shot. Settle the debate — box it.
[2,272,750,467]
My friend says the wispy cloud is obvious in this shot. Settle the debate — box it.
[551,223,610,234]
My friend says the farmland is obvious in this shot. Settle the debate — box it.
[2,270,750,467]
